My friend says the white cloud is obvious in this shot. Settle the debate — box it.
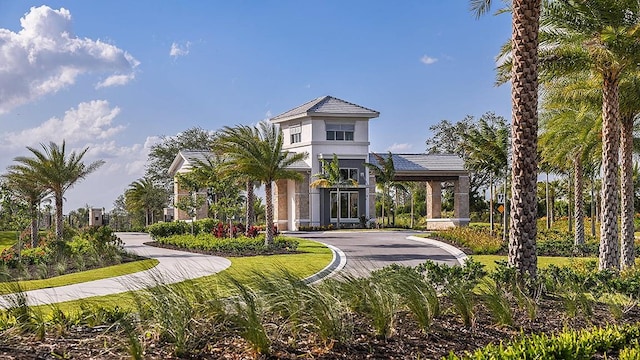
[388,143,413,152]
[169,41,191,58]
[420,55,438,65]
[1,100,125,149]
[96,73,136,89]
[0,5,138,114]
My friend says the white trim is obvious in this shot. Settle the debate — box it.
[407,236,468,265]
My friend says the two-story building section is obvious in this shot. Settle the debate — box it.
[270,96,379,230]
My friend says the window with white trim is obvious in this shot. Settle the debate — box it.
[290,124,302,144]
[340,168,358,182]
[326,124,354,141]
[330,191,359,220]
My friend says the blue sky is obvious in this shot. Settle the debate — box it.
[0,1,512,211]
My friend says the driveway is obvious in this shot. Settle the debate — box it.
[293,230,465,275]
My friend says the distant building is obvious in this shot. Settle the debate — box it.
[169,96,470,230]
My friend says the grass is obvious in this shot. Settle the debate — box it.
[471,255,597,272]
[0,259,159,295]
[33,238,333,314]
[0,231,17,251]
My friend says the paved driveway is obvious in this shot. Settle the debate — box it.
[293,230,463,275]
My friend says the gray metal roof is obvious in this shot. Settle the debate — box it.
[270,96,379,122]
[368,153,467,180]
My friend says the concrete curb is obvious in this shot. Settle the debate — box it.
[407,235,469,265]
[303,243,347,284]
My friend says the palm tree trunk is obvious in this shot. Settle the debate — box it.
[245,180,255,235]
[410,188,415,228]
[508,0,541,279]
[489,176,494,234]
[620,115,635,268]
[591,176,596,237]
[265,182,274,246]
[30,205,39,248]
[599,71,621,270]
[546,172,550,230]
[55,193,64,241]
[568,172,573,233]
[380,185,385,229]
[573,156,584,246]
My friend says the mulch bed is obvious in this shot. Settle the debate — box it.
[0,296,637,359]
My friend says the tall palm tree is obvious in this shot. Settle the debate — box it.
[365,152,397,228]
[2,169,50,247]
[463,114,509,234]
[126,177,166,227]
[539,99,601,246]
[10,141,104,241]
[310,154,358,230]
[215,121,308,246]
[538,0,640,270]
[472,0,541,278]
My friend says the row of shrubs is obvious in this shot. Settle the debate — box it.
[147,219,271,239]
[430,226,634,257]
[156,233,299,256]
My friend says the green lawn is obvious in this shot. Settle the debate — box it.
[0,258,160,295]
[0,231,17,251]
[471,254,597,272]
[34,238,333,313]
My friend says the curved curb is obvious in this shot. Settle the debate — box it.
[303,242,347,284]
[407,236,468,265]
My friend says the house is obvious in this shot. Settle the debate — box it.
[168,96,470,230]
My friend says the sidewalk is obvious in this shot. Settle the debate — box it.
[0,232,232,308]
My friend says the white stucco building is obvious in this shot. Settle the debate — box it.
[169,96,470,230]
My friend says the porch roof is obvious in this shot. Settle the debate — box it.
[368,153,467,181]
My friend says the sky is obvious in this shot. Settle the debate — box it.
[0,1,512,212]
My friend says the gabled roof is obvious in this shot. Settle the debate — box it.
[168,150,215,177]
[368,153,467,180]
[270,96,380,123]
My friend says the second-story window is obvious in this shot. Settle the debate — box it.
[290,124,301,144]
[326,124,354,141]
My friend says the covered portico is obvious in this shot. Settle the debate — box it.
[370,153,470,230]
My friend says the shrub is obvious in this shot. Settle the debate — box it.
[147,221,190,239]
[157,233,299,255]
[431,227,504,254]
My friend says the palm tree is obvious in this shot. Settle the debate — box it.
[539,99,601,246]
[365,152,396,228]
[10,141,104,241]
[310,154,358,230]
[538,0,640,270]
[472,0,541,278]
[462,114,509,234]
[2,169,50,248]
[126,177,166,227]
[215,121,308,246]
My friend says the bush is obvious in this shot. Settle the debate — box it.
[147,222,190,239]
[431,227,504,254]
[157,233,299,256]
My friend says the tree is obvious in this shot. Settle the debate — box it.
[462,113,509,233]
[537,0,640,270]
[145,127,217,190]
[125,177,167,227]
[310,154,358,230]
[215,121,308,246]
[472,0,541,278]
[539,101,600,246]
[365,152,398,228]
[2,169,50,247]
[9,141,104,241]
